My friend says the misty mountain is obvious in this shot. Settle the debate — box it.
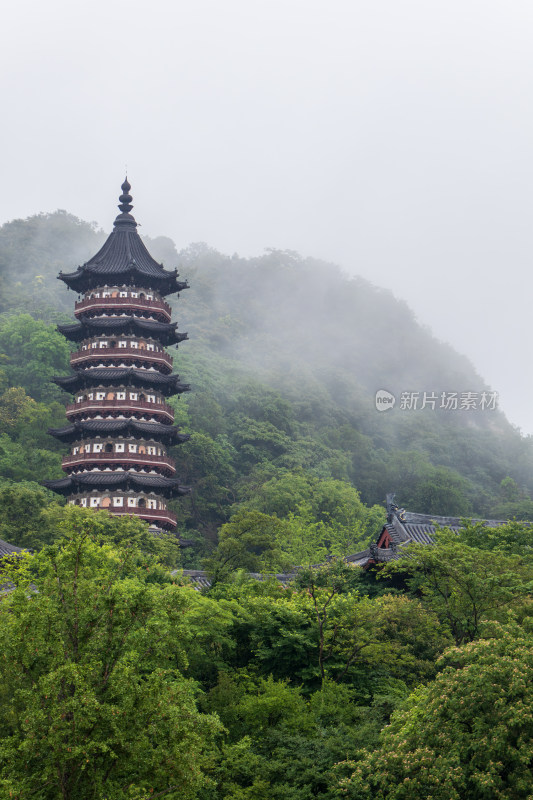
[1,211,532,532]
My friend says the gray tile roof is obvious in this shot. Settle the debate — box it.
[58,317,187,346]
[0,539,23,557]
[53,368,189,396]
[43,471,190,498]
[48,419,190,445]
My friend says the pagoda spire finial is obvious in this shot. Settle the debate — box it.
[114,177,137,227]
[118,177,133,214]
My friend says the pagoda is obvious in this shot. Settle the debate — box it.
[43,179,191,531]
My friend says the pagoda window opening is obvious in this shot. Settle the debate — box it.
[106,392,114,400]
[105,443,113,453]
[90,497,100,507]
[115,443,125,452]
[138,497,146,508]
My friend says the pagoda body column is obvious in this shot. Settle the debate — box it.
[44,180,191,531]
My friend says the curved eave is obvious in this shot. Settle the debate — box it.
[52,368,189,396]
[57,317,185,346]
[48,420,190,445]
[59,268,188,297]
[43,471,190,498]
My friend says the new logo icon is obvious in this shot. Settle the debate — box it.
[375,389,396,412]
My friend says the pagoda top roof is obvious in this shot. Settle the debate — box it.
[43,471,190,498]
[48,419,190,444]
[58,180,188,296]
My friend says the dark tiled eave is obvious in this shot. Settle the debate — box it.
[57,317,187,345]
[48,419,190,444]
[43,471,190,498]
[52,368,189,396]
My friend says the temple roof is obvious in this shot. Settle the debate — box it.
[346,494,515,568]
[58,317,188,346]
[58,180,189,296]
[53,367,189,396]
[43,470,190,498]
[0,539,24,557]
[48,419,190,444]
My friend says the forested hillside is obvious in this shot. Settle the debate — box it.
[1,211,533,569]
[2,211,533,799]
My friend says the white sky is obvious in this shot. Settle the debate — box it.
[1,0,533,433]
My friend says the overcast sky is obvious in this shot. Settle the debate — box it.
[1,0,532,433]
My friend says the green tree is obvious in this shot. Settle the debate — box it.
[340,628,533,800]
[0,519,221,799]
[204,509,292,583]
[381,529,533,644]
[0,482,61,550]
[0,315,70,402]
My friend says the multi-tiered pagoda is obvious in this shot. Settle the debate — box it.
[44,180,191,531]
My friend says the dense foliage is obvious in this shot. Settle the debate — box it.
[2,211,533,797]
[1,510,533,799]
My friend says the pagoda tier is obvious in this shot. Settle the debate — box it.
[44,180,192,531]
[74,292,173,322]
[70,347,175,375]
[64,396,176,425]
